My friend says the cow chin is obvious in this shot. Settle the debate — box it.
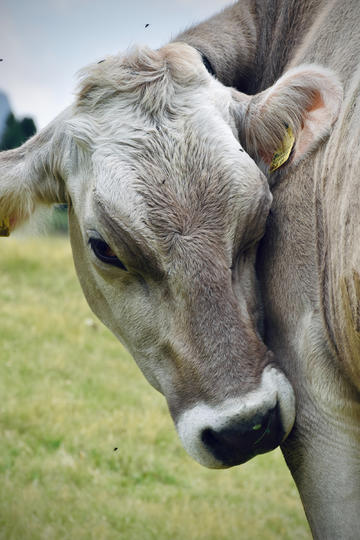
[175,366,296,469]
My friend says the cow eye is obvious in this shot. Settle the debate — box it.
[89,237,127,270]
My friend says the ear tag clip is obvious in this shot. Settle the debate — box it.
[0,217,11,237]
[270,125,295,173]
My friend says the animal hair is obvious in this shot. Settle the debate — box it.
[76,43,209,117]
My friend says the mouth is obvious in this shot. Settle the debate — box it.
[176,366,296,469]
[200,402,284,467]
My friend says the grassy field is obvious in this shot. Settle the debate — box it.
[0,236,311,540]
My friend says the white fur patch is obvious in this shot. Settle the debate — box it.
[176,366,295,468]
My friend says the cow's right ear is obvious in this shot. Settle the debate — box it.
[233,64,342,175]
[0,110,70,235]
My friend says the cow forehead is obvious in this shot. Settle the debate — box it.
[88,140,268,274]
[84,84,264,204]
[67,45,270,259]
[70,109,268,262]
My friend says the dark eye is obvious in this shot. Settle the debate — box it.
[89,238,127,270]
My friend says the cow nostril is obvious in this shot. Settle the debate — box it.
[201,426,222,450]
[200,404,284,466]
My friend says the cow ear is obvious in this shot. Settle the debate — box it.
[237,65,342,174]
[0,110,70,236]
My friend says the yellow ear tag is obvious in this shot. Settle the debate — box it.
[270,126,295,173]
[0,217,10,237]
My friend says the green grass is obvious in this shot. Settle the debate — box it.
[0,236,311,540]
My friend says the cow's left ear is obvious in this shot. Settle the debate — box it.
[235,65,343,174]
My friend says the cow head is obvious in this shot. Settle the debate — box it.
[0,43,341,468]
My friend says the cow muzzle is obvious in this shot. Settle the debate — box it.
[176,366,295,468]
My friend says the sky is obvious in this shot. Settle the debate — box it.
[1,0,232,130]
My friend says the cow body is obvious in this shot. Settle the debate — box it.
[260,5,360,537]
[1,1,359,538]
[178,1,360,536]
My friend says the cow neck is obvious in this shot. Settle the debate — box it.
[175,0,327,95]
[251,0,326,93]
[173,0,257,91]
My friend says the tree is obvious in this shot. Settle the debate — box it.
[0,112,37,150]
[20,117,36,140]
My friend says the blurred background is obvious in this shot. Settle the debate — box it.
[0,1,311,538]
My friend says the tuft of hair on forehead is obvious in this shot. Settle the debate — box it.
[76,42,207,115]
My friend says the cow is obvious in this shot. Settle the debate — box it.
[1,1,359,537]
